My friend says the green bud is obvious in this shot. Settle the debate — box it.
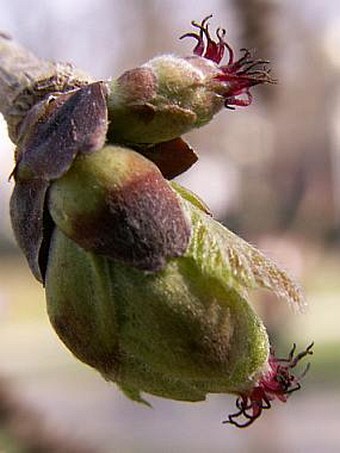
[107,56,221,145]
[106,17,274,145]
[8,16,310,427]
[45,187,263,402]
[45,181,304,405]
[48,145,191,271]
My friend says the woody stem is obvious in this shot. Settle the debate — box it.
[0,33,91,143]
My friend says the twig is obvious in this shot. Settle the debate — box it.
[0,376,94,452]
[0,33,91,143]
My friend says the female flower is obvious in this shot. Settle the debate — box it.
[9,16,312,427]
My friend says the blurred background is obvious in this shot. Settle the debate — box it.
[0,0,340,451]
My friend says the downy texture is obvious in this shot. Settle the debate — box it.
[9,16,312,427]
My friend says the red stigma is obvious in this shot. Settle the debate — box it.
[223,343,314,428]
[181,15,275,109]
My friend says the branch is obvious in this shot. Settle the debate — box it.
[0,32,92,143]
[0,376,94,452]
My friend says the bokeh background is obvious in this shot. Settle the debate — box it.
[1,0,340,451]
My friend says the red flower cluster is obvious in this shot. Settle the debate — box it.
[181,15,274,108]
[224,343,314,428]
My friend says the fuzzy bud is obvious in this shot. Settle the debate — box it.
[48,145,191,271]
[45,181,309,411]
[107,16,274,145]
[8,16,311,427]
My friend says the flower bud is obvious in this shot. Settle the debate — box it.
[45,181,309,417]
[107,15,274,145]
[46,225,269,403]
[48,145,191,271]
[8,16,311,427]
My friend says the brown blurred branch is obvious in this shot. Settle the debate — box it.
[231,0,277,53]
[0,33,91,143]
[230,0,279,105]
[0,376,93,452]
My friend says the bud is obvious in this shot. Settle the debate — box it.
[8,16,312,427]
[45,175,310,419]
[46,224,269,403]
[48,145,191,271]
[107,15,274,145]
